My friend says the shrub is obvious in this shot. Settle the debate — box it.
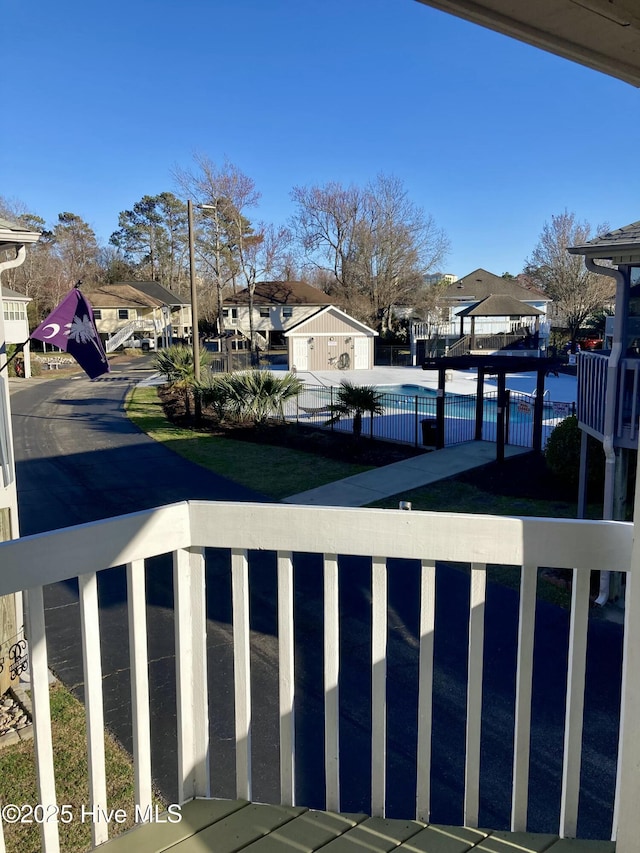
[195,370,303,426]
[154,345,209,419]
[545,415,604,491]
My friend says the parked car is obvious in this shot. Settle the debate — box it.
[576,331,604,350]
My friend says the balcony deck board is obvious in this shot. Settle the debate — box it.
[95,799,616,853]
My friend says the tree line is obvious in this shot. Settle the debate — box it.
[0,156,615,343]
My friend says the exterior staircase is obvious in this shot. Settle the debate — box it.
[105,319,164,353]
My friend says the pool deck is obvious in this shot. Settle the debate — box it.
[294,365,578,404]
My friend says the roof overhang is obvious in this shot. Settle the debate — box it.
[414,0,640,87]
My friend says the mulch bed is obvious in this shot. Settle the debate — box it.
[157,384,425,467]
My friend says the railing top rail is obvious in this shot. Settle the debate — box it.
[188,502,631,571]
[1,501,630,598]
[0,502,191,597]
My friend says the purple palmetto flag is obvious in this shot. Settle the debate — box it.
[31,288,110,379]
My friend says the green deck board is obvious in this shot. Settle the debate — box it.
[398,823,489,852]
[95,798,249,852]
[319,817,425,851]
[545,840,616,852]
[240,808,367,852]
[171,802,306,852]
[91,800,617,853]
[475,831,560,852]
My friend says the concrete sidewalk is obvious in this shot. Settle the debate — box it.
[283,440,530,507]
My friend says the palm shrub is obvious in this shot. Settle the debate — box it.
[196,370,303,426]
[154,345,208,419]
[325,380,385,439]
[195,374,234,422]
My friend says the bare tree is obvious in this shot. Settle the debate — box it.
[173,155,260,336]
[526,211,614,349]
[234,222,292,364]
[290,175,449,334]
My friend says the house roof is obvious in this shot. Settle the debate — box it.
[0,217,41,249]
[86,284,165,310]
[457,293,543,318]
[284,305,378,336]
[1,286,31,302]
[225,281,333,306]
[442,269,550,303]
[415,0,640,88]
[115,280,190,306]
[568,221,640,261]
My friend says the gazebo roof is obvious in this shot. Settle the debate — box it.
[442,269,549,303]
[457,293,543,318]
[568,221,640,263]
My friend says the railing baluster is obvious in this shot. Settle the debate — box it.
[324,553,340,812]
[232,547,252,800]
[174,547,210,802]
[78,571,108,847]
[371,556,388,817]
[464,562,487,827]
[25,586,60,853]
[511,562,537,831]
[277,551,295,805]
[560,567,591,838]
[126,559,152,814]
[416,558,436,823]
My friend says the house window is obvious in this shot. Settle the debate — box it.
[93,309,102,320]
[282,307,293,318]
[3,301,26,321]
[259,307,270,318]
[118,309,129,320]
[223,308,238,323]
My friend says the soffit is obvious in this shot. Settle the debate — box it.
[414,0,640,87]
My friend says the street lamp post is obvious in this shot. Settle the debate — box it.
[188,201,218,382]
[187,199,201,382]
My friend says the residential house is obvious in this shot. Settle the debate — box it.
[411,268,551,362]
[223,281,377,369]
[2,286,32,378]
[86,281,192,351]
[3,5,640,852]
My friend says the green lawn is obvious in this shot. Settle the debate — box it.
[126,386,372,499]
[0,683,161,853]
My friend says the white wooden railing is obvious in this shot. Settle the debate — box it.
[0,501,639,851]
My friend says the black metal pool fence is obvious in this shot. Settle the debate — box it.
[288,384,576,450]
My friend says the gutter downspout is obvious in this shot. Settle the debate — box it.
[585,258,626,605]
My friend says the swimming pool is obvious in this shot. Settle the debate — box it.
[292,382,565,449]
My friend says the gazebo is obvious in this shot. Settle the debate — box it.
[456,293,543,351]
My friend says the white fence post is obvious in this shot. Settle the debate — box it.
[613,481,640,850]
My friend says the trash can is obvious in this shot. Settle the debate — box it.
[421,417,440,447]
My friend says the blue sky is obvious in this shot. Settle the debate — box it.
[3,0,639,278]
